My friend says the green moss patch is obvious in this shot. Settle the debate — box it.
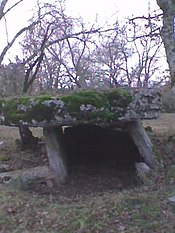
[0,95,55,124]
[107,88,133,107]
[61,90,109,111]
[0,89,133,125]
[0,97,31,124]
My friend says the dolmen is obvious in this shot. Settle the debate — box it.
[0,88,161,185]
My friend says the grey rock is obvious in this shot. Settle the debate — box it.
[0,164,10,173]
[168,196,175,204]
[0,166,54,189]
[135,162,151,182]
[0,141,5,149]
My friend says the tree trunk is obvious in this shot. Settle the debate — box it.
[18,123,38,150]
[157,0,175,86]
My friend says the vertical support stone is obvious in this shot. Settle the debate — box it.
[43,126,67,184]
[125,121,156,168]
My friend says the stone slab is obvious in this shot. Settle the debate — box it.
[0,88,161,127]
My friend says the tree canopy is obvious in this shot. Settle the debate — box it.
[0,0,171,94]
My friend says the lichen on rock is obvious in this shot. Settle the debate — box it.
[0,88,161,126]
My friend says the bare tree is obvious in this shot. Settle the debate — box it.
[18,1,165,91]
[22,23,51,93]
[156,0,175,86]
[58,33,93,89]
[91,24,127,88]
[123,14,163,87]
[0,0,25,20]
[0,0,41,64]
[20,1,114,92]
[0,0,43,149]
[89,14,164,88]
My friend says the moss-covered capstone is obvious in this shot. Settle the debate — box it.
[0,88,161,126]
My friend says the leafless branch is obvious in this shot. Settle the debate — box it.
[0,20,40,64]
[23,23,51,93]
[129,13,163,22]
[0,0,25,20]
[128,28,161,42]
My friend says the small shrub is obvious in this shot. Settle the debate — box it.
[0,154,10,161]
[144,126,153,132]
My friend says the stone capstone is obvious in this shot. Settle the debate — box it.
[0,88,161,186]
[0,88,161,127]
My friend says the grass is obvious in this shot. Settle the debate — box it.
[0,185,175,232]
[0,113,175,232]
[143,113,175,135]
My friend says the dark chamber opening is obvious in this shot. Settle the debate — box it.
[63,124,144,190]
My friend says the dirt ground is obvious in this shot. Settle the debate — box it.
[0,113,175,232]
[0,113,175,201]
[0,126,140,202]
[143,113,175,134]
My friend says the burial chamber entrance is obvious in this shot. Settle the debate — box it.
[0,88,160,189]
[62,124,143,188]
[43,119,156,189]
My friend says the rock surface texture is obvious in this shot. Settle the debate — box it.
[0,88,161,127]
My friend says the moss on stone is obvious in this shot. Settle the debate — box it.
[61,90,109,115]
[28,104,53,122]
[60,89,132,121]
[0,88,133,125]
[1,97,30,124]
[0,95,53,124]
[107,88,133,107]
[62,89,131,108]
[34,95,53,103]
[29,95,57,122]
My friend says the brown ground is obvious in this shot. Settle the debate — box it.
[0,114,175,202]
[0,114,175,232]
[0,124,141,202]
[143,113,175,134]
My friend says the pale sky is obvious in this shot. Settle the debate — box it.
[4,0,159,37]
[66,0,158,21]
[1,0,160,62]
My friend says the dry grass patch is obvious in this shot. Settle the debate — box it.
[143,113,175,135]
[0,185,175,233]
